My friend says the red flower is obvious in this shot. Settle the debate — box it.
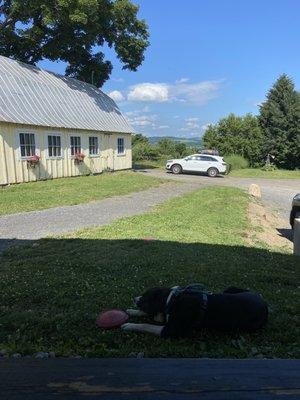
[73,152,85,161]
[27,155,40,162]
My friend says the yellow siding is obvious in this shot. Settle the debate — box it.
[0,123,132,185]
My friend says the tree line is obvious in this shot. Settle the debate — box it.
[132,135,199,163]
[133,75,300,170]
[203,75,300,170]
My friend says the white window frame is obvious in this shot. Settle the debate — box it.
[88,135,100,157]
[45,132,63,159]
[117,137,125,156]
[16,129,39,160]
[69,134,83,158]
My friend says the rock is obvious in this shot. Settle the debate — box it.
[128,352,136,358]
[249,184,261,198]
[136,352,144,359]
[35,352,49,359]
[49,351,56,358]
[12,353,22,359]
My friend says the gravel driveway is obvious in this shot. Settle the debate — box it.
[0,170,298,252]
[0,181,203,252]
[138,169,299,221]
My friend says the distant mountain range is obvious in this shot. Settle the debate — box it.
[148,136,202,147]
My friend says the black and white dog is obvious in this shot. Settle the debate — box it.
[122,285,268,338]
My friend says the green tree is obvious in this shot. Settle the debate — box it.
[132,142,159,162]
[202,114,264,166]
[0,0,149,87]
[174,142,187,157]
[259,75,300,169]
[156,138,176,156]
[132,133,149,146]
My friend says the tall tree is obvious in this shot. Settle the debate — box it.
[132,133,149,146]
[0,0,149,87]
[259,75,300,169]
[156,138,176,156]
[202,114,264,166]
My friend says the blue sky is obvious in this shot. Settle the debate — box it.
[39,0,300,138]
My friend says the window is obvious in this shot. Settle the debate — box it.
[199,156,217,162]
[70,136,81,155]
[48,135,61,157]
[19,133,36,157]
[117,138,125,155]
[89,137,99,155]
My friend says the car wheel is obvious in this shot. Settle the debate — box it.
[207,167,218,177]
[171,164,182,174]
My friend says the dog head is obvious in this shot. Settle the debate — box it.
[135,287,171,320]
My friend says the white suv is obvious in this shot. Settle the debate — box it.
[166,154,227,177]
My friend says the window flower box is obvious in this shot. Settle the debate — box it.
[73,152,85,164]
[26,155,40,168]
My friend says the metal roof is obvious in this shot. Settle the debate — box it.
[0,56,133,133]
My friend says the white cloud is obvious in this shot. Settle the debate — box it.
[126,112,157,128]
[186,117,199,122]
[126,79,223,105]
[201,123,212,131]
[128,83,169,102]
[157,125,170,129]
[108,90,124,102]
[125,106,151,118]
[180,117,200,132]
[175,77,189,84]
[171,80,223,105]
[112,77,124,83]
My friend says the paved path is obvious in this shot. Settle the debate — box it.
[138,169,299,221]
[1,358,299,399]
[0,181,203,252]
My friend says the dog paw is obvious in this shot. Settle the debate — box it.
[121,323,135,331]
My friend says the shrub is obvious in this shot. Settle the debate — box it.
[132,142,160,162]
[224,155,249,170]
[261,163,277,171]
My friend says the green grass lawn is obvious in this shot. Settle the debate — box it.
[229,168,300,179]
[0,186,299,358]
[0,172,165,216]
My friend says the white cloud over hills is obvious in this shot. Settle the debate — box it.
[108,79,224,106]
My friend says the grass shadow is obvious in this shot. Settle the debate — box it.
[0,237,298,359]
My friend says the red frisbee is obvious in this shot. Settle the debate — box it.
[96,309,129,330]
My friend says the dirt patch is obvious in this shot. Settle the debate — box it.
[247,200,292,251]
